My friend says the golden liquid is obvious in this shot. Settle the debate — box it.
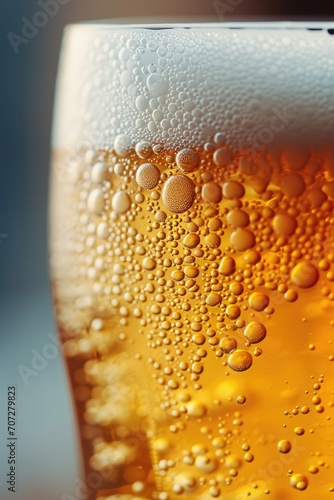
[50,142,334,499]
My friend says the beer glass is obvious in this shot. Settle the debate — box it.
[50,22,334,499]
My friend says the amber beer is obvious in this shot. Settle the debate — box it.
[50,23,334,499]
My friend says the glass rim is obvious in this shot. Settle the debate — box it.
[66,19,334,31]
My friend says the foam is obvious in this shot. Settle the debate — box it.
[52,23,334,151]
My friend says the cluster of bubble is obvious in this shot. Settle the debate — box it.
[52,136,334,498]
[54,25,334,151]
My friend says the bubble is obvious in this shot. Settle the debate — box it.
[280,172,305,198]
[206,292,222,306]
[291,262,319,288]
[209,486,221,497]
[244,250,261,265]
[244,321,267,344]
[195,455,218,473]
[230,284,244,297]
[307,188,327,207]
[97,222,108,239]
[148,121,157,133]
[114,134,133,156]
[184,266,199,278]
[230,229,255,251]
[112,191,131,213]
[143,257,157,270]
[236,395,246,404]
[319,259,330,271]
[248,293,270,311]
[226,209,250,228]
[201,182,223,203]
[228,350,253,371]
[244,452,254,462]
[294,427,305,435]
[183,233,200,248]
[192,333,206,345]
[135,141,153,159]
[152,438,169,452]
[226,305,241,319]
[155,210,167,222]
[219,256,236,276]
[162,175,195,213]
[136,163,160,190]
[87,189,105,214]
[212,437,226,449]
[273,214,297,236]
[284,289,298,302]
[186,401,207,417]
[168,379,179,389]
[171,270,184,281]
[91,318,103,331]
[213,147,233,167]
[152,109,163,122]
[205,233,221,248]
[132,481,145,494]
[135,193,144,203]
[223,181,245,199]
[208,217,223,230]
[147,73,168,97]
[290,473,308,490]
[114,163,125,177]
[174,472,197,492]
[91,162,108,183]
[213,132,224,145]
[135,95,149,112]
[225,454,242,468]
[219,336,237,353]
[278,440,291,453]
[176,148,200,172]
[192,362,204,374]
[281,146,309,170]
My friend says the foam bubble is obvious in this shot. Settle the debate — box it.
[176,148,200,172]
[228,350,253,372]
[213,147,233,167]
[162,174,195,213]
[201,182,222,203]
[147,73,169,97]
[230,228,255,252]
[244,321,267,343]
[91,162,108,183]
[53,24,334,150]
[87,188,105,213]
[135,141,153,158]
[114,134,133,156]
[136,163,160,189]
[112,191,131,213]
[291,262,319,288]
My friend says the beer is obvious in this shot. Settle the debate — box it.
[50,24,334,499]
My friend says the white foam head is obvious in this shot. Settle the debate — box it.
[52,22,334,151]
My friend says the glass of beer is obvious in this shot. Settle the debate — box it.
[50,22,334,499]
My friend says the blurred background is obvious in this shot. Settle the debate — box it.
[1,1,334,499]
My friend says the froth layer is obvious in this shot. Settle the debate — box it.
[52,25,334,150]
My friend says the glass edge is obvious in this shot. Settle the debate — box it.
[63,20,334,31]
